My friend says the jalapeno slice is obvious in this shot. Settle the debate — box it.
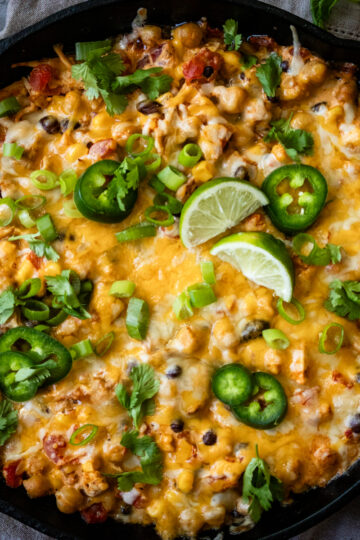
[262,165,327,234]
[0,351,40,402]
[211,364,254,406]
[74,160,138,223]
[0,327,72,385]
[232,372,287,429]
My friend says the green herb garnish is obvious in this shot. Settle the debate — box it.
[293,233,342,265]
[45,270,91,320]
[113,67,173,101]
[265,113,314,161]
[325,280,360,321]
[9,232,59,262]
[223,19,242,51]
[0,399,18,446]
[256,52,282,98]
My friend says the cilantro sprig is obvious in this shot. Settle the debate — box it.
[325,280,360,321]
[115,364,160,428]
[265,113,314,162]
[113,67,173,101]
[256,52,282,98]
[0,289,17,325]
[293,233,342,266]
[223,19,242,51]
[45,270,91,320]
[242,446,284,523]
[9,232,59,262]
[0,399,18,446]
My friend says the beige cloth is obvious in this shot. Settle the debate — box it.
[0,0,359,539]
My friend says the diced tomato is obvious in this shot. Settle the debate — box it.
[345,429,354,440]
[3,461,22,488]
[43,434,67,464]
[183,48,223,83]
[88,138,117,159]
[248,35,276,50]
[206,26,224,39]
[27,251,43,269]
[332,370,354,389]
[81,503,108,524]
[29,64,53,92]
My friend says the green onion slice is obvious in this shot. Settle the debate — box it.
[116,223,157,243]
[173,291,194,320]
[75,40,112,61]
[21,300,50,321]
[262,328,290,350]
[47,308,68,327]
[15,195,46,210]
[94,331,115,357]
[148,176,165,193]
[110,280,135,298]
[3,142,24,160]
[154,192,183,215]
[319,322,344,354]
[59,169,77,196]
[187,283,217,308]
[145,205,174,227]
[63,199,82,218]
[36,213,58,242]
[17,278,42,299]
[0,97,21,118]
[69,424,99,446]
[157,165,187,191]
[0,198,16,227]
[201,261,216,285]
[126,297,150,340]
[70,339,94,360]
[277,297,305,325]
[30,170,59,190]
[125,133,154,158]
[34,324,50,333]
[178,143,202,168]
[18,209,36,228]
[145,153,161,173]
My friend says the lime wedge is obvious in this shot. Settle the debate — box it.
[179,178,268,248]
[210,232,294,301]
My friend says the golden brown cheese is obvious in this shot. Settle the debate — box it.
[0,15,360,540]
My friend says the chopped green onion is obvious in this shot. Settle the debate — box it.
[0,197,16,227]
[262,328,290,350]
[17,278,42,299]
[34,324,50,333]
[3,142,24,160]
[75,40,112,61]
[36,213,57,242]
[154,192,183,215]
[59,169,77,196]
[21,300,50,321]
[30,170,58,190]
[157,165,187,191]
[47,308,68,326]
[125,134,154,158]
[201,261,216,285]
[110,280,136,298]
[126,297,150,340]
[178,143,202,168]
[148,176,165,193]
[187,283,216,308]
[94,332,115,357]
[69,424,98,446]
[18,209,36,228]
[277,297,305,325]
[63,199,82,218]
[173,291,194,320]
[15,195,46,210]
[145,153,161,173]
[70,339,94,360]
[145,205,174,227]
[319,323,344,354]
[116,223,157,243]
[0,97,21,118]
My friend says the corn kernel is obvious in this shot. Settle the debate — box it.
[177,469,194,493]
[90,110,113,138]
[15,259,35,284]
[40,261,62,277]
[192,161,215,182]
[147,499,165,518]
[65,143,88,163]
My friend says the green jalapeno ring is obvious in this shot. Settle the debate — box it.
[0,327,72,385]
[262,164,328,235]
[74,160,138,223]
[0,351,39,402]
[211,363,254,406]
[232,371,287,429]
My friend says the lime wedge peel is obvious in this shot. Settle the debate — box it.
[210,232,294,301]
[179,178,269,248]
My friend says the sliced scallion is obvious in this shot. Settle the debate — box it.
[148,176,165,193]
[59,169,77,196]
[145,153,161,173]
[36,213,57,242]
[21,300,50,321]
[319,322,344,354]
[157,165,186,191]
[70,424,98,446]
[126,297,150,340]
[277,297,305,325]
[145,205,174,227]
[178,143,202,168]
[30,170,58,190]
[154,192,183,215]
[17,278,42,299]
[125,133,154,158]
[18,209,35,228]
[3,142,24,160]
[115,223,156,243]
[187,283,216,308]
[15,195,46,210]
[94,331,115,357]
[172,291,194,320]
[201,261,216,285]
[110,280,136,298]
[63,199,82,218]
[70,339,94,360]
[0,97,21,118]
[262,328,290,350]
[0,198,16,227]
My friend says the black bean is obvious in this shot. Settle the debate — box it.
[68,233,75,241]
[240,72,246,80]
[40,115,60,134]
[202,430,217,445]
[170,419,184,433]
[241,319,270,342]
[203,66,214,78]
[349,414,360,433]
[234,165,248,180]
[267,95,279,103]
[166,365,182,378]
[137,100,162,115]
[120,503,132,515]
[60,119,69,133]
[311,101,327,112]
[231,509,241,518]
[281,60,289,72]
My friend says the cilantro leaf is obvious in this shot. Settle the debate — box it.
[293,234,342,266]
[115,364,159,428]
[223,19,242,51]
[242,446,284,523]
[325,280,360,321]
[256,52,282,98]
[0,399,18,446]
[45,270,91,320]
[265,114,314,162]
[0,289,16,325]
[113,67,173,101]
[9,233,59,262]
[310,0,339,28]
[241,53,258,70]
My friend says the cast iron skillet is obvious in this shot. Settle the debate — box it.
[0,0,360,538]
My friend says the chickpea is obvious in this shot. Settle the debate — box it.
[290,111,312,130]
[177,469,194,493]
[56,486,85,514]
[211,85,247,114]
[271,143,289,163]
[168,326,200,354]
[172,23,203,48]
[137,25,162,45]
[111,122,138,145]
[23,475,52,498]
[298,60,327,86]
[212,317,239,349]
